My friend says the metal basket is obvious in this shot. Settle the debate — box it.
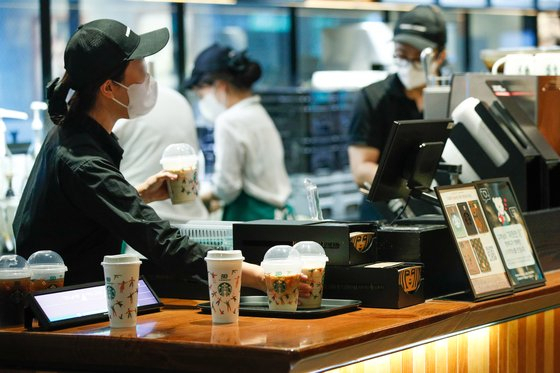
[174,220,234,250]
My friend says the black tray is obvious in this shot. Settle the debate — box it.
[197,296,361,319]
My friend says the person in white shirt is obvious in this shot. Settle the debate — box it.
[184,43,292,221]
[114,85,209,225]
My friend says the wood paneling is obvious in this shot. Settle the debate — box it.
[330,307,560,373]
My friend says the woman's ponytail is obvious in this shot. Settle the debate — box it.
[46,73,72,126]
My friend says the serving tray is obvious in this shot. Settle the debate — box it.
[197,296,361,319]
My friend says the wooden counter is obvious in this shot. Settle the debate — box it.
[1,270,560,373]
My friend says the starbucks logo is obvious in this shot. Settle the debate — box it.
[106,285,116,300]
[272,280,287,294]
[218,282,232,297]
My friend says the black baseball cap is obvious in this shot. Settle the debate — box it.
[184,43,234,89]
[393,5,447,52]
[64,19,170,90]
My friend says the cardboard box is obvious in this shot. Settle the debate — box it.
[233,220,378,265]
[323,262,424,308]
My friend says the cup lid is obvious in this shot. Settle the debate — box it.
[293,241,328,260]
[0,254,31,279]
[101,254,142,265]
[160,143,197,166]
[205,250,244,261]
[28,250,67,268]
[260,245,301,274]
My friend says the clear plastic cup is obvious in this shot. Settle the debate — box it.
[260,245,301,311]
[205,250,244,324]
[28,250,68,291]
[101,254,142,328]
[160,143,199,205]
[0,254,31,326]
[293,241,329,309]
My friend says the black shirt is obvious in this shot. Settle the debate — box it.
[348,73,422,152]
[347,73,422,220]
[13,115,210,285]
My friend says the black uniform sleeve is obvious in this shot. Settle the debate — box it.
[347,86,385,150]
[58,156,210,279]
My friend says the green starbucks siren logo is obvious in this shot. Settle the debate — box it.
[106,285,116,300]
[218,282,232,297]
[273,280,287,294]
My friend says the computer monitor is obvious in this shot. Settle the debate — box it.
[367,119,454,207]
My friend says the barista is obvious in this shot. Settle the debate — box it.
[185,44,292,221]
[347,5,448,220]
[11,19,265,290]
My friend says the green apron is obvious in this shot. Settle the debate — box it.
[222,190,293,221]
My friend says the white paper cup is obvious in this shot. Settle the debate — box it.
[101,254,142,328]
[205,250,244,324]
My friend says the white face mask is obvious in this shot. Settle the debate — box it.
[198,90,226,123]
[396,59,426,90]
[112,74,158,118]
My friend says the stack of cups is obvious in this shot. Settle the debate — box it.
[160,143,199,205]
[0,255,31,326]
[28,250,68,291]
[205,250,244,324]
[293,241,329,309]
[101,254,142,328]
[260,245,302,311]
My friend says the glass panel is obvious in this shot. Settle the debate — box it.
[50,0,175,88]
[295,8,385,85]
[468,13,536,72]
[439,0,487,7]
[537,0,560,10]
[0,0,41,145]
[491,0,534,8]
[184,4,291,89]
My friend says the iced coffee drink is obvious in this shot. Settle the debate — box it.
[160,143,198,205]
[264,273,300,311]
[0,255,32,326]
[261,245,302,312]
[294,241,329,309]
[28,250,68,291]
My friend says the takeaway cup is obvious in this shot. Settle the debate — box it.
[293,241,328,309]
[101,254,142,328]
[205,250,244,324]
[0,255,31,326]
[160,143,198,204]
[261,245,301,311]
[28,250,68,291]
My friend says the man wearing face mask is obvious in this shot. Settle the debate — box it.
[12,20,273,294]
[347,5,447,220]
[185,44,292,221]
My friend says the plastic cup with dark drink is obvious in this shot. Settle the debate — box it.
[293,241,329,309]
[101,254,142,328]
[160,143,198,205]
[261,245,301,311]
[205,250,244,324]
[0,255,31,327]
[28,250,68,291]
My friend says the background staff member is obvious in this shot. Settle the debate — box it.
[185,44,292,222]
[114,85,209,225]
[347,5,448,220]
[12,19,266,291]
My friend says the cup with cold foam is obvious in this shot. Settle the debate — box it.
[0,255,31,327]
[261,245,301,311]
[293,241,328,309]
[160,143,198,205]
[28,250,68,291]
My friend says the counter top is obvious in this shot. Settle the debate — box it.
[1,270,560,373]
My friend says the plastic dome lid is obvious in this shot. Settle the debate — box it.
[0,254,31,279]
[160,143,197,168]
[293,241,329,267]
[261,245,301,274]
[27,250,68,274]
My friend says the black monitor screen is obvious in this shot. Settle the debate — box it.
[367,119,454,203]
